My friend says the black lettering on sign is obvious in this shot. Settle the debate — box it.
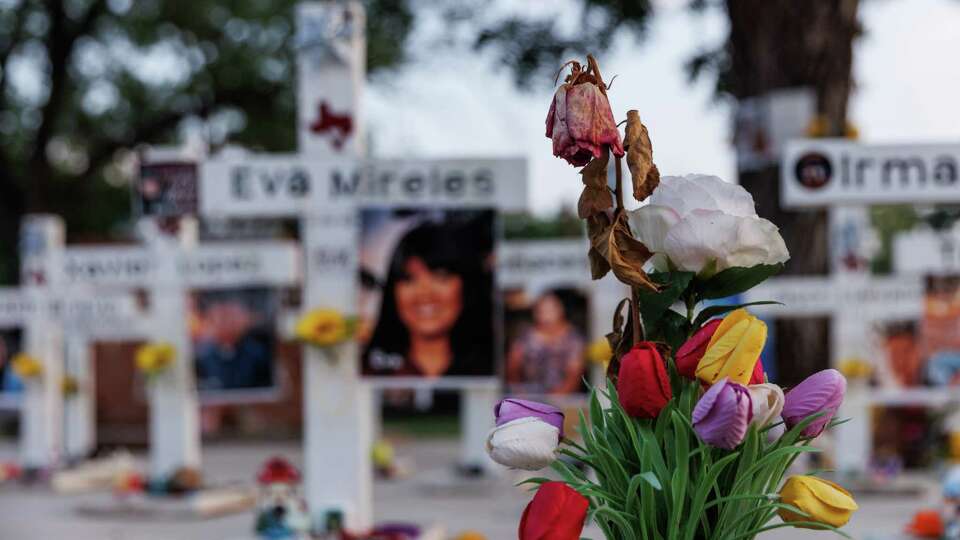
[935,156,958,186]
[882,158,926,187]
[475,168,494,196]
[331,169,361,197]
[232,167,252,199]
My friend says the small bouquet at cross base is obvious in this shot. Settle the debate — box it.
[135,342,175,378]
[485,55,857,540]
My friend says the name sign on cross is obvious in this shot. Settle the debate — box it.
[200,155,528,217]
[782,139,960,207]
[60,242,301,288]
[894,228,960,275]
[742,275,923,320]
[0,289,143,331]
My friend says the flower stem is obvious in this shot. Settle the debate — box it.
[614,154,624,213]
[631,286,643,345]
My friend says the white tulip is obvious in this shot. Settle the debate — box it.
[766,416,787,443]
[748,383,785,428]
[486,417,561,471]
[628,175,789,275]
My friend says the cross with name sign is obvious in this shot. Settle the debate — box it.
[776,137,960,477]
[0,278,147,466]
[192,1,527,531]
[13,214,300,478]
[743,274,924,475]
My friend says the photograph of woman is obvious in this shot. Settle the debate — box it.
[359,209,496,379]
[504,288,587,396]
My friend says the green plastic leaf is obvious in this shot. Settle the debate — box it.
[696,263,784,300]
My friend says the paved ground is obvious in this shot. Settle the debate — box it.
[0,437,938,539]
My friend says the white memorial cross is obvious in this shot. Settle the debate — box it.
[52,218,301,480]
[778,138,960,475]
[743,274,923,475]
[0,282,145,467]
[198,1,527,531]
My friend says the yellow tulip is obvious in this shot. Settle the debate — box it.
[696,309,766,385]
[586,338,613,367]
[135,343,175,375]
[11,354,42,379]
[296,308,351,347]
[778,475,858,528]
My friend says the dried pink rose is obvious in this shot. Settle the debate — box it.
[546,56,625,167]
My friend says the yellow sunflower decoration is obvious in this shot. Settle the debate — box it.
[586,338,613,368]
[295,309,355,348]
[135,342,176,377]
[11,353,43,380]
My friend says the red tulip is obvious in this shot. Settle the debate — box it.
[519,481,588,540]
[676,318,766,384]
[617,342,672,418]
[675,319,722,379]
[749,358,765,385]
[546,59,624,167]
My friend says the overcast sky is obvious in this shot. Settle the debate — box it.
[365,0,960,215]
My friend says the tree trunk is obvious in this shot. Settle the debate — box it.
[725,0,860,385]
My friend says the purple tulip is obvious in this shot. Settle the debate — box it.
[692,378,753,449]
[494,398,565,438]
[782,369,846,437]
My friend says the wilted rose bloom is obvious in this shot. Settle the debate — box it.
[486,399,564,471]
[778,475,858,528]
[617,342,672,418]
[627,175,789,274]
[782,369,846,438]
[519,482,589,540]
[692,378,752,450]
[747,383,785,428]
[546,76,624,167]
[695,309,766,386]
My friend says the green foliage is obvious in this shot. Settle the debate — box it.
[503,211,585,240]
[527,380,851,540]
[868,205,919,274]
[694,264,784,300]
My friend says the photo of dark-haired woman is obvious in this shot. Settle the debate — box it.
[359,208,496,379]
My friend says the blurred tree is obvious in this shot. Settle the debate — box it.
[0,0,413,283]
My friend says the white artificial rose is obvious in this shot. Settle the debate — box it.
[485,417,560,471]
[628,175,789,274]
[748,383,785,428]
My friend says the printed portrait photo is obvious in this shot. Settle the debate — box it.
[358,208,496,380]
[190,287,278,398]
[503,287,588,396]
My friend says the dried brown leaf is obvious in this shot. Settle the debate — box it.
[591,213,658,291]
[586,213,612,279]
[624,110,660,202]
[578,154,613,218]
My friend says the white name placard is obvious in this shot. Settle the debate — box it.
[742,275,923,320]
[200,155,528,217]
[498,239,590,288]
[782,139,960,207]
[894,228,960,275]
[61,242,301,289]
[0,289,143,330]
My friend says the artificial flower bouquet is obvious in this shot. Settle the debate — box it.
[485,56,857,539]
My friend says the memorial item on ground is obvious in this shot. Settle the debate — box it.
[359,208,495,379]
[487,55,856,539]
[254,456,310,540]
